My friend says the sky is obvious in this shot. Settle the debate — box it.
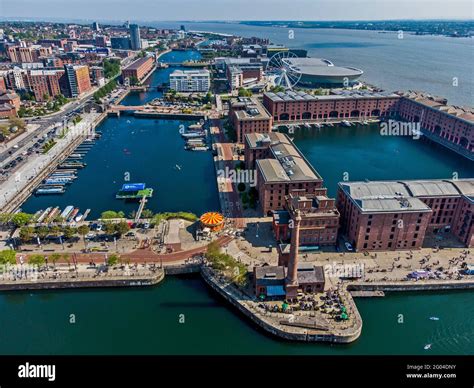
[1,0,473,22]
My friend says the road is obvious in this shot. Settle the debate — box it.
[0,93,96,166]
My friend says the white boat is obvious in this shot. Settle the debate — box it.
[363,120,369,125]
[341,120,351,127]
[313,123,321,129]
[424,344,432,350]
[60,206,74,219]
[429,317,440,321]
[175,164,182,170]
[75,214,83,222]
[304,123,311,129]
[37,207,52,223]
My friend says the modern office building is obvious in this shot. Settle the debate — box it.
[121,56,154,82]
[63,64,92,98]
[129,24,141,50]
[244,132,326,215]
[337,179,474,250]
[230,97,273,143]
[169,69,210,92]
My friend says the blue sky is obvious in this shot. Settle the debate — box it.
[2,0,473,22]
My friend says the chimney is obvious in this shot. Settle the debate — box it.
[286,209,301,285]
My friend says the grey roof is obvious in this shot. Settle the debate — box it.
[283,57,363,77]
[232,97,271,121]
[339,179,474,213]
[254,266,286,286]
[297,265,325,284]
[254,133,322,183]
[403,180,460,197]
[265,89,399,102]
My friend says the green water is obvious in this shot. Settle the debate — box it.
[6,50,474,355]
[0,277,472,355]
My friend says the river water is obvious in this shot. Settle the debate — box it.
[7,41,474,355]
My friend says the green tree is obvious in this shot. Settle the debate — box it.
[238,88,252,97]
[77,225,90,248]
[107,254,120,266]
[11,213,32,228]
[35,226,49,240]
[19,226,34,243]
[141,209,154,219]
[104,222,116,235]
[0,249,16,265]
[28,254,45,268]
[62,226,76,240]
[114,221,130,237]
[49,253,62,269]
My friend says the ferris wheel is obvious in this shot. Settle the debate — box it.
[266,51,302,90]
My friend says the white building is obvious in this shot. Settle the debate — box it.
[169,69,210,93]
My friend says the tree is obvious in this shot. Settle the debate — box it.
[238,88,252,97]
[114,221,130,237]
[62,226,76,240]
[77,225,90,248]
[104,222,116,235]
[28,254,45,268]
[11,213,32,228]
[35,226,49,240]
[9,117,27,131]
[141,209,154,219]
[0,249,16,265]
[101,210,124,220]
[49,253,62,269]
[107,254,119,266]
[19,226,34,243]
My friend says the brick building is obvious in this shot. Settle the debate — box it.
[244,132,326,215]
[27,69,65,101]
[396,91,474,157]
[273,190,340,248]
[337,179,474,251]
[122,56,154,82]
[230,97,273,143]
[263,90,400,122]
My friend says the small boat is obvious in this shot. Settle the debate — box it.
[429,317,440,321]
[341,120,351,127]
[182,131,206,139]
[82,209,91,221]
[313,123,321,129]
[424,344,432,350]
[60,206,74,219]
[75,213,83,222]
[46,207,60,222]
[37,207,52,223]
[35,187,65,195]
[175,164,182,170]
[68,208,80,222]
[304,123,311,129]
[363,120,369,125]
